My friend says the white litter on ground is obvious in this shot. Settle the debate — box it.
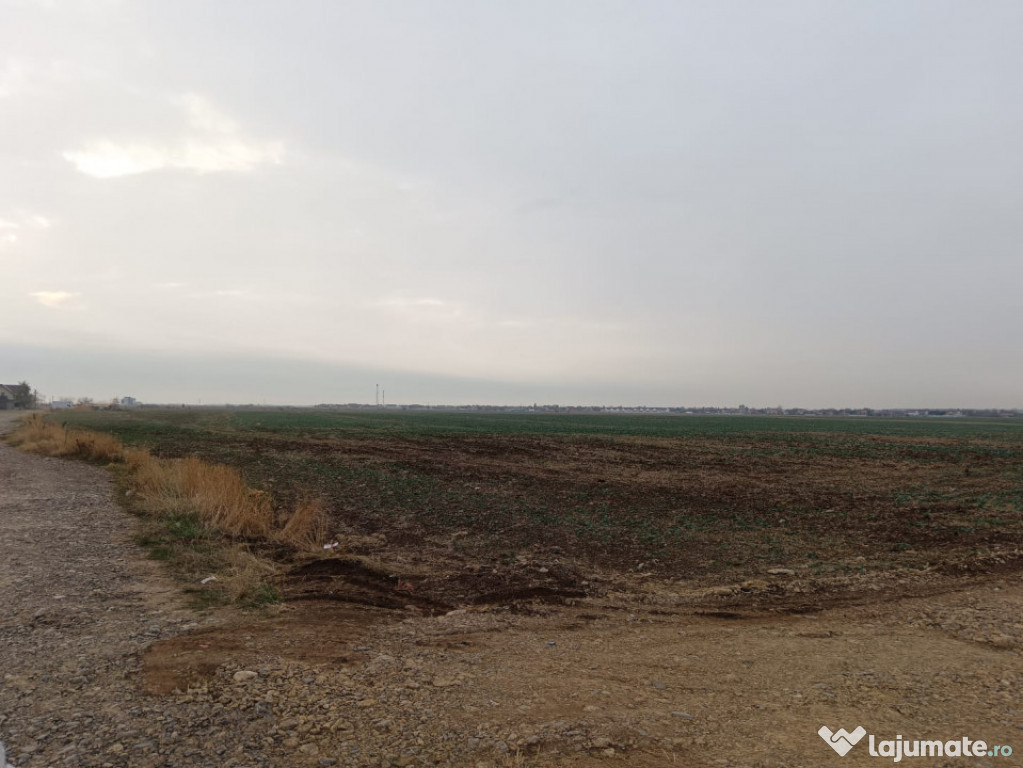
[1,738,16,768]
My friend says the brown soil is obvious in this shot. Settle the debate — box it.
[141,604,383,696]
[222,429,1023,591]
[136,575,1023,767]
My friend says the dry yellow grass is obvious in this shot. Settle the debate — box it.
[8,413,123,462]
[8,414,66,455]
[277,496,330,552]
[8,414,332,560]
[67,431,123,462]
[221,546,280,603]
[178,457,274,538]
[120,448,274,538]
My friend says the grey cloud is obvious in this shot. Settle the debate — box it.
[1,0,1021,406]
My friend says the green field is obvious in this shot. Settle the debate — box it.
[58,407,1023,440]
[54,408,1023,605]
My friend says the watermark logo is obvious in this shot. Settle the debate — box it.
[818,725,1014,761]
[819,726,867,756]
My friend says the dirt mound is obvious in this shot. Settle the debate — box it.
[284,555,590,612]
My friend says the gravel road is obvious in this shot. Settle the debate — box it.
[0,414,268,768]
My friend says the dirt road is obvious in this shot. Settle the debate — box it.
[0,413,217,767]
[2,411,1022,767]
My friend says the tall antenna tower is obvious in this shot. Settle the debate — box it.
[375,383,379,407]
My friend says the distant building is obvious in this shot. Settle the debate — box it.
[120,396,138,407]
[51,400,73,409]
[0,385,15,410]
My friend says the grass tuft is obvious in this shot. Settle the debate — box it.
[176,457,274,538]
[277,496,330,552]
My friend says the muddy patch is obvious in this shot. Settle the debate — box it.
[140,603,387,694]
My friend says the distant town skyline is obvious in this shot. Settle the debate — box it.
[3,2,1022,407]
[5,341,1020,412]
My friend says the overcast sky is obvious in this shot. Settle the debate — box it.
[2,0,1021,407]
